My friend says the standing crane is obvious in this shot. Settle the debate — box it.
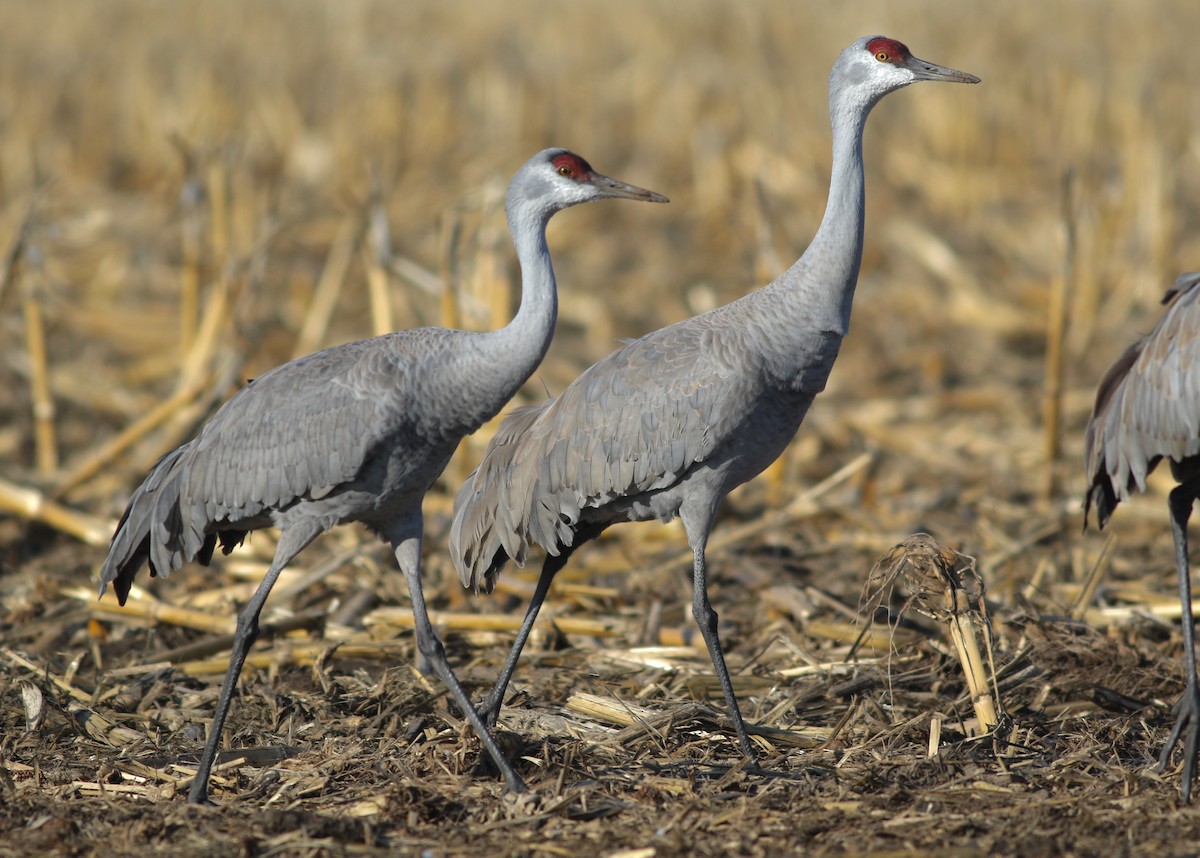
[450,36,979,762]
[98,148,667,803]
[1085,271,1200,802]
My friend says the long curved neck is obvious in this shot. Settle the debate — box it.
[763,92,870,337]
[457,200,560,422]
[497,202,560,381]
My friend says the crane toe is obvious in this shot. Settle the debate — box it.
[1156,683,1200,802]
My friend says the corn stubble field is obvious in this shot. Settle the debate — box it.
[4,0,1200,855]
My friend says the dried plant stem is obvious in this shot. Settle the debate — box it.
[52,368,215,499]
[23,291,57,475]
[364,194,394,336]
[365,606,617,638]
[1070,532,1117,621]
[865,535,1001,738]
[79,587,235,635]
[292,215,362,358]
[178,271,238,391]
[1,647,92,702]
[438,210,461,330]
[645,451,873,579]
[0,476,111,545]
[206,159,231,273]
[944,585,998,732]
[566,691,654,727]
[179,181,204,360]
[175,642,409,676]
[1039,170,1075,505]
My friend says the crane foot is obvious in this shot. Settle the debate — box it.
[1157,682,1200,802]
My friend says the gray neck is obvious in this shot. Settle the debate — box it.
[726,87,874,398]
[761,93,869,337]
[496,201,560,386]
[456,200,559,424]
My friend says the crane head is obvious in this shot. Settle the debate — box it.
[832,36,979,110]
[510,148,669,216]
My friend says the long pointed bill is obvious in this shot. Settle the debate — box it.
[905,55,981,85]
[588,173,670,204]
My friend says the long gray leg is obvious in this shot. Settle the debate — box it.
[479,524,605,728]
[1159,482,1200,801]
[392,524,526,793]
[188,522,322,804]
[682,512,759,764]
[480,550,571,729]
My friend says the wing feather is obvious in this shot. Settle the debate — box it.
[181,333,433,523]
[101,329,463,600]
[1086,273,1200,526]
[450,317,763,590]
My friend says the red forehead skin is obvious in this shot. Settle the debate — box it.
[866,37,910,64]
[551,152,594,180]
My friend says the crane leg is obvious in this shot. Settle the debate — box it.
[478,523,604,728]
[686,534,759,765]
[1159,481,1200,802]
[479,548,572,729]
[392,530,527,794]
[188,522,322,804]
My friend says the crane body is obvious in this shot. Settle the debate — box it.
[99,149,667,802]
[1086,271,1200,801]
[451,37,979,761]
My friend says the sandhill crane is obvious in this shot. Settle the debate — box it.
[98,148,667,802]
[1085,271,1200,802]
[450,36,979,762]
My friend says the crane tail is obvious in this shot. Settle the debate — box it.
[98,443,239,605]
[449,404,557,593]
[448,470,520,594]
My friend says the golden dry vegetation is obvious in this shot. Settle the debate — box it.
[4,1,1200,855]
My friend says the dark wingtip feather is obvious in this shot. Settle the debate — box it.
[104,540,149,606]
[481,549,511,595]
[97,444,196,607]
[1083,476,1118,532]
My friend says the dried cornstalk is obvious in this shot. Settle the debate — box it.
[1,200,56,474]
[23,284,57,475]
[1039,169,1075,505]
[566,691,655,727]
[863,533,1001,736]
[171,138,207,361]
[364,605,618,638]
[0,476,111,545]
[643,451,874,580]
[1,647,91,703]
[292,214,363,359]
[437,208,461,330]
[69,586,234,635]
[67,701,145,747]
[176,640,409,675]
[51,366,216,499]
[364,186,394,336]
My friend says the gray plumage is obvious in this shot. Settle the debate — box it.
[1085,271,1200,801]
[450,36,979,761]
[98,148,667,802]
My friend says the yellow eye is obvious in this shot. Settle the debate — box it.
[875,50,890,62]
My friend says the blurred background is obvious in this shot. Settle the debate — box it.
[2,0,1200,598]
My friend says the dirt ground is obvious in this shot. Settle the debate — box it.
[6,1,1200,855]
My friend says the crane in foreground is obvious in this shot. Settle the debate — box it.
[98,148,667,802]
[450,37,979,762]
[1085,271,1200,802]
